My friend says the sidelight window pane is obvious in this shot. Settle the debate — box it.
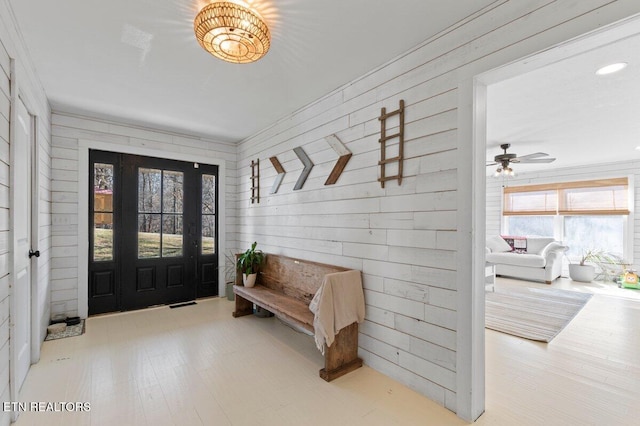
[138,214,161,258]
[93,163,114,262]
[93,213,113,261]
[94,163,114,212]
[162,215,183,257]
[202,174,216,214]
[201,214,215,254]
[163,171,184,213]
[138,168,161,213]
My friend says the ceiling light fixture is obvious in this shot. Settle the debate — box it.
[595,62,627,76]
[494,163,515,178]
[194,1,270,64]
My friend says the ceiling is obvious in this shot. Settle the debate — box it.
[487,30,640,175]
[9,0,496,142]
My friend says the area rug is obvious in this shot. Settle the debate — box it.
[45,320,85,341]
[485,288,592,342]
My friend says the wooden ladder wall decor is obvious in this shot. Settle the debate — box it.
[250,159,260,204]
[378,99,405,188]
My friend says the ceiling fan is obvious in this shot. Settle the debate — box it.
[487,143,555,176]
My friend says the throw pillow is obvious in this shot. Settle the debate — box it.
[540,242,568,258]
[502,236,527,253]
[486,235,512,253]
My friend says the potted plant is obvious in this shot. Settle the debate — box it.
[569,249,623,282]
[236,241,265,287]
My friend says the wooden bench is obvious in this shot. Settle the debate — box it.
[233,254,363,381]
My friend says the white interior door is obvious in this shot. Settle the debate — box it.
[10,96,32,400]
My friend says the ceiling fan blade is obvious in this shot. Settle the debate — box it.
[513,152,549,161]
[516,157,556,163]
[486,161,498,166]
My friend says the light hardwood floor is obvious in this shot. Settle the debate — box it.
[14,279,640,425]
[485,276,640,426]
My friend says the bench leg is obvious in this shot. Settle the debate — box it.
[319,322,363,382]
[232,291,253,318]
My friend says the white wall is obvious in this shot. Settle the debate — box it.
[0,0,51,423]
[486,160,640,270]
[50,113,238,318]
[236,1,640,420]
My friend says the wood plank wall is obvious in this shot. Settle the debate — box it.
[0,0,52,422]
[236,0,640,416]
[0,37,11,426]
[50,113,238,316]
[486,159,640,271]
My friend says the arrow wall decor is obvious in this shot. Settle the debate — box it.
[269,156,286,194]
[324,134,352,185]
[293,147,313,190]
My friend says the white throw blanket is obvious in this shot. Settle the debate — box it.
[309,270,365,354]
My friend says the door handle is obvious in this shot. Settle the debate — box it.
[29,250,40,258]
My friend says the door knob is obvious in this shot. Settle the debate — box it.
[29,250,40,258]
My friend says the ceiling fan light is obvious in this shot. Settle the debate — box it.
[194,1,271,64]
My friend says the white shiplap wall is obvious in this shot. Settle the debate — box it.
[486,160,640,271]
[50,113,238,317]
[0,0,52,423]
[236,0,640,419]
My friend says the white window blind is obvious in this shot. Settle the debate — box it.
[504,189,557,215]
[503,178,629,216]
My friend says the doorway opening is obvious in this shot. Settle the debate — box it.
[472,12,640,423]
[88,150,219,315]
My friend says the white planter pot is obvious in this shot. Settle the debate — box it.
[569,264,596,282]
[243,273,257,287]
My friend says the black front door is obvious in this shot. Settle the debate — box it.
[88,150,219,315]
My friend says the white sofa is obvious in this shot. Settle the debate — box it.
[485,236,568,284]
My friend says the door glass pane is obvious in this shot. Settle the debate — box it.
[138,214,161,258]
[202,215,215,254]
[94,163,114,211]
[202,174,215,214]
[162,215,183,257]
[138,168,161,213]
[202,174,216,255]
[163,171,184,213]
[94,213,113,261]
[93,163,114,262]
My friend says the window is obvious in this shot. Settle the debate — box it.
[201,174,216,255]
[564,216,624,258]
[506,216,554,237]
[93,163,114,261]
[503,178,630,260]
[137,168,184,258]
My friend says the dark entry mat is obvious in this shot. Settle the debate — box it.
[45,320,86,341]
[169,301,197,309]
